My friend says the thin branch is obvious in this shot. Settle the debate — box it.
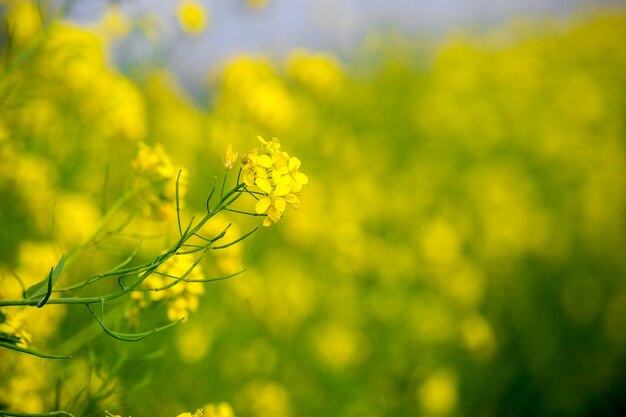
[0,411,74,417]
[175,169,183,237]
[86,305,183,342]
[223,208,267,217]
[220,171,228,199]
[206,176,217,213]
[212,227,258,250]
[0,341,71,360]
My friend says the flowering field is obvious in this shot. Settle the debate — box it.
[1,2,626,416]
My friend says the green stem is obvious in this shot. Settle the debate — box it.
[0,341,71,360]
[64,186,145,268]
[224,208,267,217]
[0,411,74,417]
[220,170,228,199]
[0,183,247,308]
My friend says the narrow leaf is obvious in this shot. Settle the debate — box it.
[0,341,71,360]
[24,254,67,300]
[36,267,53,308]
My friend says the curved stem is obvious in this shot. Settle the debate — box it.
[0,183,249,308]
[0,411,74,417]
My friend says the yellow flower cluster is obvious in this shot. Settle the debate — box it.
[0,308,31,348]
[109,402,234,417]
[177,402,235,417]
[197,214,244,275]
[219,59,296,130]
[246,0,271,9]
[132,142,187,220]
[133,142,176,184]
[177,0,208,35]
[241,136,308,226]
[130,255,205,322]
[287,49,344,96]
[204,402,236,417]
[175,410,203,417]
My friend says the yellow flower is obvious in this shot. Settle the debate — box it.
[97,4,131,40]
[204,402,236,417]
[271,154,308,193]
[132,142,186,220]
[177,0,208,35]
[131,254,205,322]
[4,1,42,46]
[223,145,238,170]
[257,135,281,155]
[255,177,291,226]
[177,410,203,417]
[132,142,175,182]
[287,49,344,96]
[241,150,268,187]
[246,0,270,10]
[0,308,32,348]
[241,136,307,226]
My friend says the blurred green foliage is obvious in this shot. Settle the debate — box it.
[1,2,626,416]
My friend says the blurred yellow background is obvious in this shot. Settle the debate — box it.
[1,1,626,416]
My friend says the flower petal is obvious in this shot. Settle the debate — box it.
[289,181,303,193]
[288,157,301,171]
[272,151,288,167]
[267,206,283,222]
[243,170,256,187]
[257,154,272,168]
[284,193,301,208]
[255,177,273,194]
[275,183,291,196]
[293,172,309,185]
[272,169,283,184]
[274,196,287,213]
[255,197,271,214]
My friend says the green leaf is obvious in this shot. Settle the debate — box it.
[22,267,51,302]
[23,254,67,302]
